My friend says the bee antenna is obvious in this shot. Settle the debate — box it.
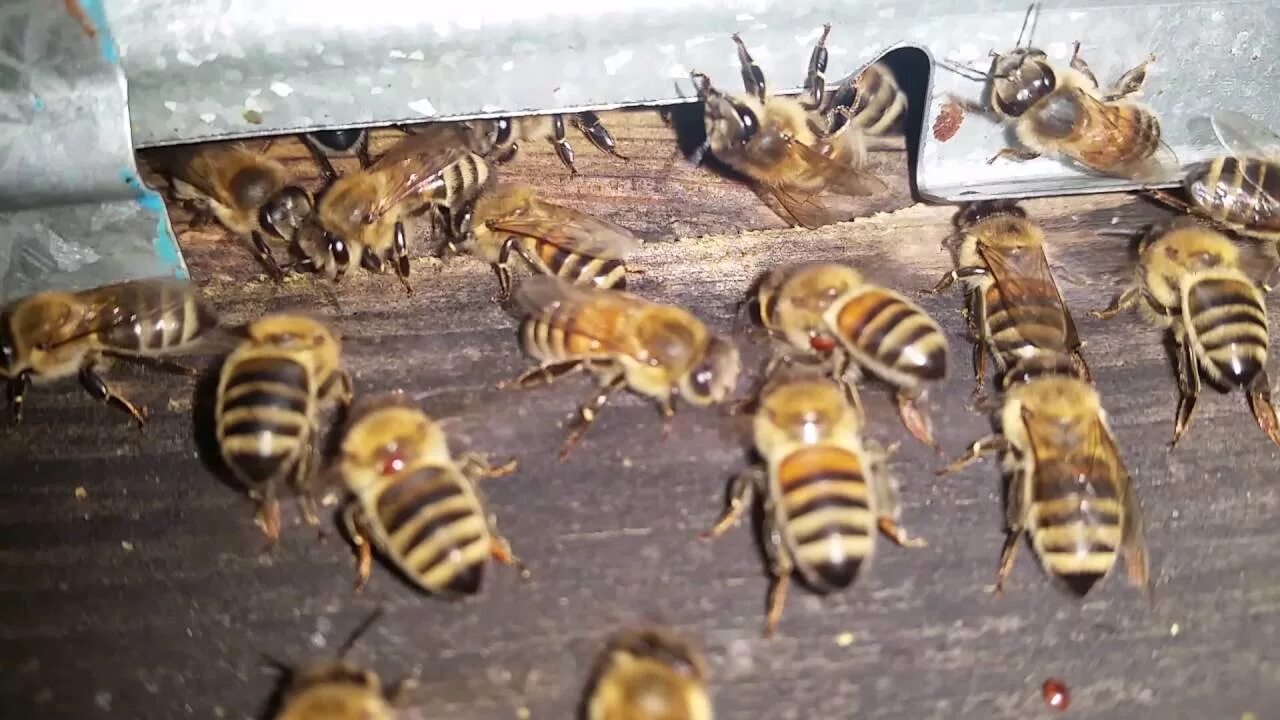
[337,607,386,660]
[1015,3,1039,49]
[937,59,990,82]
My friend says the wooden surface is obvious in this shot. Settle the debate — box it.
[3,109,1279,720]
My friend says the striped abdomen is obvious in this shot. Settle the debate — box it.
[432,153,491,210]
[1075,102,1160,171]
[524,236,627,291]
[368,464,489,595]
[1027,454,1123,596]
[982,283,1074,368]
[519,307,610,364]
[1184,276,1269,387]
[1186,157,1280,236]
[216,353,314,491]
[831,288,946,389]
[845,63,908,136]
[97,285,216,355]
[775,445,874,592]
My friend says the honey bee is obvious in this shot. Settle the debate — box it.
[1151,110,1280,242]
[927,201,1090,391]
[164,143,314,279]
[1092,218,1280,448]
[216,314,353,544]
[693,27,887,229]
[980,26,1176,182]
[506,277,741,459]
[440,182,642,302]
[817,58,910,143]
[755,262,948,449]
[941,353,1149,596]
[585,628,713,720]
[0,278,217,426]
[337,397,527,596]
[464,111,628,175]
[301,128,372,180]
[301,124,493,291]
[703,371,925,637]
[271,610,413,720]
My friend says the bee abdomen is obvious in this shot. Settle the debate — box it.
[100,287,216,353]
[532,239,626,290]
[1029,459,1122,595]
[217,357,312,487]
[1187,278,1269,385]
[380,468,489,595]
[778,446,873,591]
[833,289,946,382]
[987,289,1072,360]
[440,153,490,209]
[849,64,907,136]
[1189,157,1280,232]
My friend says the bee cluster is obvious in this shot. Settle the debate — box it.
[4,16,1279,718]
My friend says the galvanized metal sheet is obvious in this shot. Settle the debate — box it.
[0,0,185,302]
[916,1,1280,201]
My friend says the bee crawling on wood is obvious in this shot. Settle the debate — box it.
[336,396,528,597]
[1092,218,1280,448]
[0,278,217,427]
[703,369,925,637]
[504,277,741,460]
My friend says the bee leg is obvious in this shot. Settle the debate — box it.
[573,111,628,160]
[458,452,519,481]
[7,372,31,423]
[896,391,940,454]
[987,147,1041,165]
[968,288,993,395]
[760,507,793,638]
[700,469,757,540]
[255,491,282,550]
[548,115,578,176]
[1246,370,1280,449]
[250,231,285,282]
[1171,335,1201,448]
[497,360,583,390]
[1090,285,1139,320]
[558,373,626,461]
[354,131,373,170]
[341,502,374,593]
[990,527,1023,596]
[78,364,147,428]
[924,265,988,295]
[1072,350,1093,383]
[730,33,768,102]
[300,134,341,182]
[868,466,928,548]
[1067,41,1101,89]
[488,534,531,579]
[936,434,1006,476]
[1105,53,1156,102]
[392,222,413,295]
[799,23,833,111]
[833,351,867,424]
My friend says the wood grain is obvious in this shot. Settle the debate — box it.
[2,112,1278,720]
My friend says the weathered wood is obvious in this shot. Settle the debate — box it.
[2,114,1278,720]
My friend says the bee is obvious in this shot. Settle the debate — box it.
[755,262,948,449]
[506,276,741,459]
[440,182,642,303]
[0,278,217,426]
[585,628,713,720]
[301,124,493,291]
[464,111,628,175]
[1092,218,1280,448]
[216,314,353,544]
[693,27,887,229]
[163,143,314,279]
[980,24,1176,182]
[301,128,373,180]
[819,60,910,143]
[1151,110,1280,243]
[940,352,1149,596]
[703,371,925,637]
[927,201,1090,391]
[337,397,526,596]
[271,610,413,720]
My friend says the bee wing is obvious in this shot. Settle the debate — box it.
[44,279,207,349]
[1211,110,1280,159]
[978,243,1079,351]
[1088,414,1150,592]
[513,276,651,358]
[1070,91,1181,183]
[488,200,642,260]
[785,136,889,197]
[363,131,476,221]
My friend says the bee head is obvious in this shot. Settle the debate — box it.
[260,186,314,241]
[702,91,761,154]
[989,47,1055,118]
[680,335,741,406]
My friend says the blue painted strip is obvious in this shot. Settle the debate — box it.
[119,169,189,279]
[78,0,120,65]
